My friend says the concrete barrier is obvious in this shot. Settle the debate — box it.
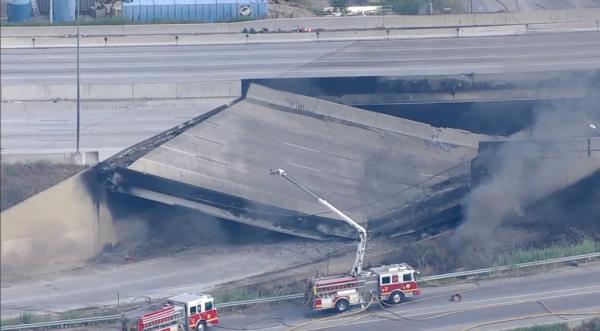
[175,81,241,98]
[1,85,47,100]
[133,83,177,99]
[1,151,100,165]
[527,21,600,33]
[0,169,116,273]
[1,80,241,101]
[2,8,599,38]
[0,25,534,49]
[458,25,527,37]
[391,27,457,39]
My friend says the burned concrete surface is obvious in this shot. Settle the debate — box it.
[107,84,493,239]
[250,70,600,135]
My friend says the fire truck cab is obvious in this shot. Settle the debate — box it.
[167,293,219,331]
[306,264,420,313]
[369,263,420,304]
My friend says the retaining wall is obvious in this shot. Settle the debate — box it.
[1,80,241,101]
[0,169,116,273]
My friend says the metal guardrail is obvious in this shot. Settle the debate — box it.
[0,314,122,331]
[420,252,600,281]
[216,293,305,308]
[2,251,598,330]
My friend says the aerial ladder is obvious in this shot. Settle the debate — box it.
[270,169,367,276]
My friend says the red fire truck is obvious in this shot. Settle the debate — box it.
[271,169,421,313]
[307,263,420,312]
[123,293,218,331]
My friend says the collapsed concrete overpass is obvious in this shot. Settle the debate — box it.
[101,84,493,239]
[3,82,600,273]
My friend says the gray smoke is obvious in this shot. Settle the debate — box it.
[452,102,600,265]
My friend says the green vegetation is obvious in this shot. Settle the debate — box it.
[213,281,306,304]
[330,0,350,9]
[0,161,86,211]
[509,323,570,331]
[382,0,421,14]
[381,0,465,14]
[403,237,599,276]
[502,239,600,265]
[0,312,52,326]
[508,318,600,331]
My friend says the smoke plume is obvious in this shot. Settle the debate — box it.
[452,101,600,266]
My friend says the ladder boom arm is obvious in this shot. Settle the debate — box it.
[270,168,367,276]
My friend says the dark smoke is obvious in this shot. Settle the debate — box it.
[102,193,287,262]
[452,100,600,266]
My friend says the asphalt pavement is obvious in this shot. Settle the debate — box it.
[0,99,232,160]
[219,262,600,331]
[2,32,600,85]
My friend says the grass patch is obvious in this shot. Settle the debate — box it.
[507,318,600,331]
[213,281,306,304]
[0,161,86,211]
[509,323,570,331]
[0,312,53,326]
[501,239,600,265]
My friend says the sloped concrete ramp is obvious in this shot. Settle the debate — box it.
[114,84,491,239]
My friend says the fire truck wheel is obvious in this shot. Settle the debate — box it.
[196,321,207,331]
[335,299,350,313]
[389,291,405,305]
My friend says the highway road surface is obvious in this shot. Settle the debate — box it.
[219,262,600,331]
[0,238,349,318]
[0,98,232,160]
[2,32,600,85]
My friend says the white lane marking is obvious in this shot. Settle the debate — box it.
[5,59,600,82]
[5,50,600,71]
[286,161,321,173]
[182,132,224,146]
[160,145,238,168]
[135,117,166,121]
[399,283,600,316]
[307,284,600,330]
[143,127,169,131]
[284,142,320,153]
[3,39,600,62]
[1,119,27,123]
[419,173,449,179]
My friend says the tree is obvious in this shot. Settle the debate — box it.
[382,0,422,15]
[330,0,350,10]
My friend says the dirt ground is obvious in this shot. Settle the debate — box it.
[0,162,86,211]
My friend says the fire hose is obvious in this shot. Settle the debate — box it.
[281,279,599,331]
